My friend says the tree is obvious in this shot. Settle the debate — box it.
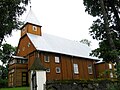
[0,0,30,45]
[0,43,16,79]
[83,0,120,63]
[80,39,91,46]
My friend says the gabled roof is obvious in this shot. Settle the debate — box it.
[27,33,99,60]
[24,9,41,26]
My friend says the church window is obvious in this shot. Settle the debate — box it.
[55,56,60,63]
[27,42,31,47]
[44,55,50,62]
[56,67,61,73]
[88,64,93,74]
[73,64,79,74]
[33,26,37,31]
[22,60,27,64]
[109,64,112,69]
[17,59,22,64]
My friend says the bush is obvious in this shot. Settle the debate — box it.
[0,78,8,88]
[107,82,120,90]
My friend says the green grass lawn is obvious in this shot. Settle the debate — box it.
[0,87,30,90]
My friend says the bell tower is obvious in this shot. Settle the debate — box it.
[20,9,42,37]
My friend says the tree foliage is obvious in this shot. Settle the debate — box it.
[0,43,16,65]
[0,0,30,45]
[80,39,91,46]
[83,0,120,63]
[0,43,16,79]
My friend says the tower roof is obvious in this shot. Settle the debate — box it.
[24,9,41,26]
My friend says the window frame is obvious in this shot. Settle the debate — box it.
[33,26,37,31]
[109,64,112,69]
[27,42,31,47]
[55,56,60,63]
[44,55,50,62]
[73,64,79,74]
[56,67,61,73]
[88,64,93,74]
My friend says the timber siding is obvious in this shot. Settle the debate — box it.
[95,62,109,78]
[17,35,36,57]
[8,64,28,87]
[33,52,95,80]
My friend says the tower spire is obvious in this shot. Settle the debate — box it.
[24,8,41,26]
[20,8,42,37]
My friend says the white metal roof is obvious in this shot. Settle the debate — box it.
[11,55,27,59]
[27,33,99,60]
[24,9,41,26]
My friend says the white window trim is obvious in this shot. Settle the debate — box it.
[73,64,79,74]
[56,67,61,73]
[33,26,37,31]
[88,64,93,74]
[109,64,112,69]
[44,55,50,62]
[55,56,60,63]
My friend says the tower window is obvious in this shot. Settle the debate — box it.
[33,26,37,31]
[27,42,31,47]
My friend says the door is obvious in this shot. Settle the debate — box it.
[32,71,37,90]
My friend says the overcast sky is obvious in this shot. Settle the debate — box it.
[5,0,99,49]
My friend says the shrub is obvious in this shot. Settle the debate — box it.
[0,78,8,88]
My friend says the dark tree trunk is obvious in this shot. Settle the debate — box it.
[100,0,120,80]
[100,0,116,51]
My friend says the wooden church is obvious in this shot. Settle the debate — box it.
[8,9,112,87]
